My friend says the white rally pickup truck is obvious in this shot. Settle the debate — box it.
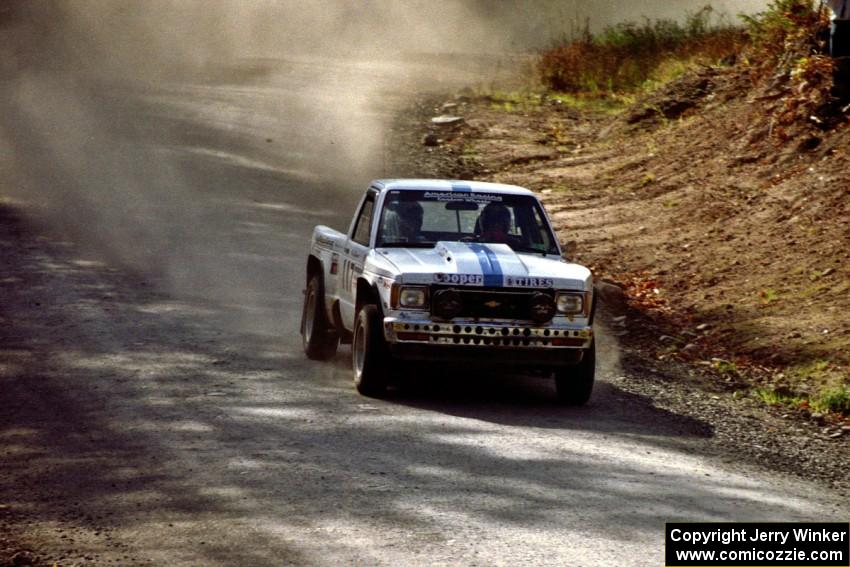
[301,179,596,404]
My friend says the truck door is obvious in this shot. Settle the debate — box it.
[339,190,376,328]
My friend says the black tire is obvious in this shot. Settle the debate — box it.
[301,274,338,360]
[352,304,389,397]
[554,340,596,406]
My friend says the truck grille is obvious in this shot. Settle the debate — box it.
[429,286,554,321]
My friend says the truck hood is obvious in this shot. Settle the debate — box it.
[374,241,591,290]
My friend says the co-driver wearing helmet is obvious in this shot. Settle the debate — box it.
[478,202,513,244]
[393,200,424,242]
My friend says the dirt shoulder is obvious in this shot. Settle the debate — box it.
[386,68,850,494]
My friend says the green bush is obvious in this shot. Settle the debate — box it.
[814,387,850,414]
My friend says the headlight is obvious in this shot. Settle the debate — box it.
[399,286,428,309]
[556,292,584,315]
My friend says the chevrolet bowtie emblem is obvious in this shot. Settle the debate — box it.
[484,300,501,308]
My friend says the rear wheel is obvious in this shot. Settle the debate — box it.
[554,340,595,406]
[301,274,338,360]
[352,304,389,397]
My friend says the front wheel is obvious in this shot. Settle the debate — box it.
[554,340,595,406]
[301,274,338,360]
[352,304,389,397]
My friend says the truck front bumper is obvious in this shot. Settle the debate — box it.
[383,317,592,366]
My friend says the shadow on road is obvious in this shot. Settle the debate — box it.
[392,374,711,438]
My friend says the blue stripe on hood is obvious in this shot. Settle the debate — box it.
[467,243,503,287]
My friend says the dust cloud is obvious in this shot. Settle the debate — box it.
[0,1,760,335]
[0,1,517,334]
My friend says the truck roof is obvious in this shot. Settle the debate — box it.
[371,179,534,196]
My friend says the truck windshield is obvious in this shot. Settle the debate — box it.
[376,190,559,255]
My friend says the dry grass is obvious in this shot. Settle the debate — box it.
[537,6,745,94]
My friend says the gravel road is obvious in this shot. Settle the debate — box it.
[1,59,848,567]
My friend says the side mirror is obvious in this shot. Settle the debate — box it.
[561,240,578,260]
